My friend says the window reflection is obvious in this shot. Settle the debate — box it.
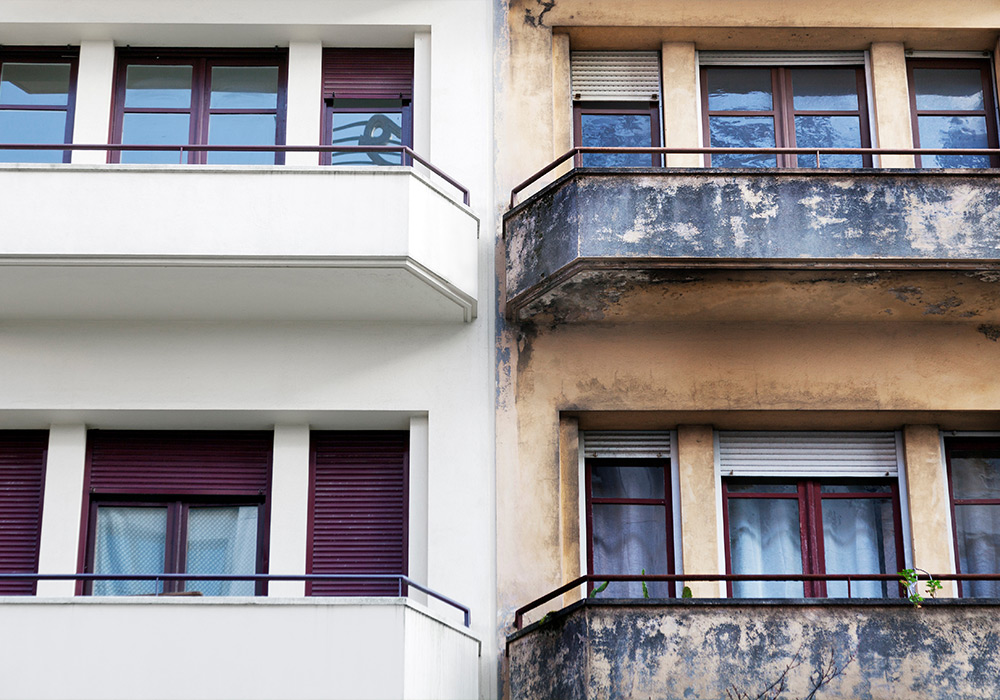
[329,99,406,166]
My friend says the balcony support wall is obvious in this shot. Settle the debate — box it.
[268,424,311,597]
[71,40,115,165]
[558,416,583,605]
[661,42,702,168]
[285,40,324,167]
[869,42,916,168]
[36,424,87,596]
[676,425,723,598]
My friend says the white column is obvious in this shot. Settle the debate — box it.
[71,40,116,165]
[268,424,311,597]
[285,40,324,167]
[36,424,87,596]
[408,415,429,602]
[413,31,432,160]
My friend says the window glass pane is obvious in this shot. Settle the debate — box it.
[579,113,654,167]
[210,66,279,109]
[917,115,990,167]
[93,506,167,596]
[185,506,258,596]
[794,116,863,167]
[726,482,797,494]
[591,464,664,499]
[951,450,1000,500]
[706,68,772,111]
[820,483,892,494]
[207,114,277,164]
[822,497,898,598]
[954,504,1000,597]
[124,65,192,108]
[913,68,985,111]
[330,110,403,165]
[0,63,71,105]
[728,497,803,597]
[592,503,670,597]
[709,116,777,167]
[120,112,191,163]
[0,110,67,162]
[790,68,859,111]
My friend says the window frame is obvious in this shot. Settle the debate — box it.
[321,98,413,166]
[722,477,905,598]
[584,456,676,597]
[905,57,1000,168]
[0,47,79,163]
[572,100,663,167]
[700,64,873,168]
[109,49,288,165]
[945,436,1000,597]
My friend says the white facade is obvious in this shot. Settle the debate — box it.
[0,1,495,698]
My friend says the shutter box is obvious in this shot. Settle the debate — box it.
[571,51,661,102]
[717,431,900,478]
[308,431,408,596]
[698,51,866,66]
[86,431,273,496]
[0,431,47,595]
[582,431,672,459]
[322,48,414,101]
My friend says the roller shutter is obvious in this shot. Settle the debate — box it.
[571,51,661,102]
[322,48,414,100]
[582,431,672,459]
[717,431,901,478]
[698,51,866,66]
[0,431,47,595]
[308,431,408,596]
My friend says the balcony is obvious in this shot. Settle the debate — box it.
[504,148,1000,324]
[0,146,479,322]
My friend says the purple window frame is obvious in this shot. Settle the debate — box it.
[109,49,288,165]
[0,47,79,163]
[945,437,1000,597]
[722,478,905,598]
[573,101,663,167]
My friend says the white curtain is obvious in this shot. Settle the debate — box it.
[728,498,803,598]
[955,505,1000,597]
[93,506,168,596]
[822,498,896,598]
[186,506,259,596]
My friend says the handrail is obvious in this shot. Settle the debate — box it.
[0,143,470,206]
[513,572,1000,629]
[0,572,470,627]
[509,146,1000,207]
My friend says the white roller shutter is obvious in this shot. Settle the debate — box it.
[717,431,900,478]
[582,431,672,459]
[698,51,866,66]
[571,51,661,102]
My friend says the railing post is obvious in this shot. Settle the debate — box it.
[815,150,821,168]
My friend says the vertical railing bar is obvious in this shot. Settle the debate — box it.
[815,150,821,168]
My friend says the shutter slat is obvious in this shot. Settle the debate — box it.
[571,51,661,102]
[583,431,672,459]
[718,431,899,477]
[0,431,48,595]
[323,49,413,100]
[308,431,407,596]
[698,51,866,66]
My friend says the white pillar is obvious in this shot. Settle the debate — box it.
[408,415,429,602]
[413,31,432,160]
[285,40,324,166]
[268,424,311,596]
[71,40,116,165]
[36,424,87,596]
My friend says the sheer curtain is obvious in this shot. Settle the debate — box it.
[93,506,167,596]
[186,506,259,596]
[728,498,803,598]
[822,498,897,598]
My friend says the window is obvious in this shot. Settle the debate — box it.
[0,49,78,163]
[322,49,413,166]
[946,437,1000,597]
[907,58,999,168]
[307,431,408,596]
[0,431,47,595]
[111,50,287,165]
[571,52,662,167]
[82,431,272,596]
[701,64,871,168]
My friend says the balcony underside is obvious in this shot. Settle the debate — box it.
[508,598,1000,700]
[504,169,1000,323]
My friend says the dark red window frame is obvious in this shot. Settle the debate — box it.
[78,430,273,596]
[700,65,873,168]
[906,58,1000,168]
[0,47,79,163]
[584,457,676,596]
[722,478,905,598]
[573,101,662,167]
[109,49,288,165]
[0,431,48,595]
[945,437,1000,597]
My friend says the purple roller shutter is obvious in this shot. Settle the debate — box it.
[308,431,408,596]
[322,49,414,100]
[0,431,48,595]
[86,431,272,496]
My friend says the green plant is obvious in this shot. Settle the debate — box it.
[589,580,609,598]
[641,568,649,599]
[682,585,693,598]
[898,567,942,607]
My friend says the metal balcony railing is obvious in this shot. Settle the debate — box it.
[0,143,470,206]
[0,572,470,627]
[510,146,1000,207]
[513,572,1000,629]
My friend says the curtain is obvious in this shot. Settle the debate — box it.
[186,506,258,596]
[821,498,896,598]
[93,506,167,596]
[728,498,803,598]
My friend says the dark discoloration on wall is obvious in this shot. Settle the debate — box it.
[979,324,1000,342]
[507,599,1000,700]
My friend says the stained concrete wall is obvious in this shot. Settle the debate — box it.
[508,599,1000,700]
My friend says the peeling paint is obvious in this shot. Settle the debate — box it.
[979,324,1000,342]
